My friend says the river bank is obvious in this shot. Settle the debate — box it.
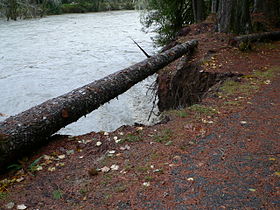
[0,23,280,208]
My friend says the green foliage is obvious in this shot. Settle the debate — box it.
[141,0,194,46]
[153,129,173,143]
[52,190,63,200]
[188,104,218,115]
[28,156,42,172]
[0,192,8,200]
[7,163,22,171]
[121,133,142,143]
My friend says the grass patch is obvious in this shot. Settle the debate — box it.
[224,101,242,106]
[253,66,279,80]
[114,185,127,193]
[52,190,63,200]
[219,80,258,96]
[144,176,154,181]
[135,166,149,173]
[153,129,173,143]
[188,104,218,116]
[220,66,279,97]
[0,192,8,200]
[101,174,113,186]
[174,109,189,118]
[121,133,142,143]
[254,42,278,50]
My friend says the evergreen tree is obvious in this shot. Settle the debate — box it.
[141,0,193,46]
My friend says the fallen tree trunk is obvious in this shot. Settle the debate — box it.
[0,40,198,170]
[230,31,280,46]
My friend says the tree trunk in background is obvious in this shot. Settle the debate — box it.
[211,0,218,13]
[252,0,280,30]
[218,0,251,34]
[0,40,198,171]
[192,0,205,23]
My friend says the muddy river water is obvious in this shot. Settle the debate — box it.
[0,10,160,135]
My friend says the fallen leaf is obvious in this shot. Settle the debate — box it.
[248,188,256,192]
[43,155,51,160]
[96,141,102,146]
[269,158,276,161]
[58,155,65,159]
[5,202,15,209]
[240,121,247,125]
[104,132,109,136]
[187,177,194,181]
[108,150,116,154]
[275,172,280,176]
[264,80,271,85]
[120,145,130,150]
[17,204,27,210]
[16,177,24,182]
[165,141,173,146]
[110,164,119,171]
[48,167,56,172]
[143,182,150,187]
[101,166,110,173]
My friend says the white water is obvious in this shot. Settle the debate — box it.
[0,10,160,135]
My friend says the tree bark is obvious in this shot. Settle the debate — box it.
[192,0,205,23]
[252,0,280,30]
[218,0,251,34]
[211,0,219,13]
[0,40,198,171]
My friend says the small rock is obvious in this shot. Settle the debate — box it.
[115,139,122,143]
[150,165,154,169]
[120,145,130,150]
[136,127,143,131]
[79,156,84,159]
[119,132,124,136]
[96,141,102,146]
[104,132,109,136]
[17,204,27,210]
[113,136,118,141]
[5,202,15,209]
[108,150,116,154]
[110,164,119,171]
[101,166,110,173]
[240,121,247,125]
[187,177,194,181]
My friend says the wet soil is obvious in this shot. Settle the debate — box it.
[0,24,280,209]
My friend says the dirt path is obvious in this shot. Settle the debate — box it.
[0,35,279,209]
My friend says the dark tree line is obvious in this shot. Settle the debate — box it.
[142,0,280,45]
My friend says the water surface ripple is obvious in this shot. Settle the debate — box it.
[0,11,159,135]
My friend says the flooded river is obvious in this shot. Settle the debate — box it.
[0,10,160,135]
